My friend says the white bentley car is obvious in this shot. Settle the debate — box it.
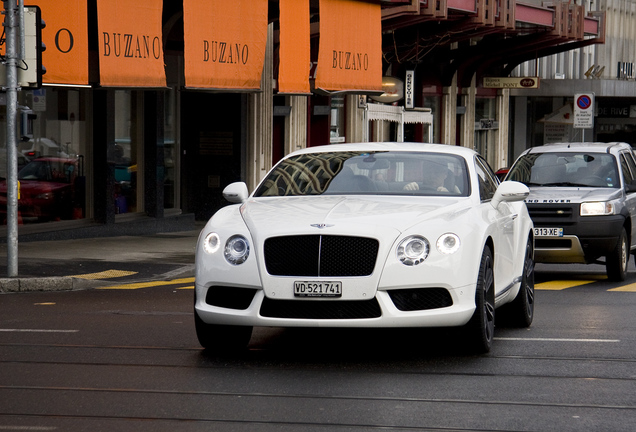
[195,143,535,353]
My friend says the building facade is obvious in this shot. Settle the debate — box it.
[511,0,636,165]
[0,0,606,241]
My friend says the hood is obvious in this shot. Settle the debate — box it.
[525,186,622,204]
[240,195,470,239]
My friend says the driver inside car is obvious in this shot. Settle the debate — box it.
[404,162,458,192]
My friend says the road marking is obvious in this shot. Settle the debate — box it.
[0,329,78,333]
[97,277,195,290]
[535,280,596,290]
[608,283,636,292]
[71,270,138,280]
[0,427,57,431]
[177,286,194,290]
[495,337,619,343]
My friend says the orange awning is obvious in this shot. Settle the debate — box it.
[183,0,268,90]
[278,0,311,94]
[96,0,166,87]
[315,0,383,93]
[37,0,89,86]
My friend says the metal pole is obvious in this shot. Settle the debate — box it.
[4,0,19,276]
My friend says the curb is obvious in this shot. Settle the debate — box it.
[0,277,108,293]
[0,264,195,293]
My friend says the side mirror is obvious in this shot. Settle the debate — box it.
[491,181,529,208]
[223,182,249,203]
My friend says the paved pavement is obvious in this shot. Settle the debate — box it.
[0,225,203,293]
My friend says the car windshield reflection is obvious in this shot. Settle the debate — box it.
[254,151,470,197]
[19,158,76,184]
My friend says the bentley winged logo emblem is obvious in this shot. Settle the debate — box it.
[310,223,334,229]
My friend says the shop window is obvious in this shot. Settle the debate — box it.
[474,97,498,165]
[113,91,142,215]
[330,95,346,143]
[164,88,177,209]
[1,88,89,224]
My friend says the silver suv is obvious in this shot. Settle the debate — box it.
[506,142,636,281]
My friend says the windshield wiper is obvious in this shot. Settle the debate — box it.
[540,182,589,187]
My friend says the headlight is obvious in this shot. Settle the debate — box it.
[202,232,221,254]
[580,202,614,216]
[437,233,460,254]
[397,235,430,266]
[224,235,250,265]
[34,192,53,200]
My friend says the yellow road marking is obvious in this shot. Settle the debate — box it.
[98,277,195,290]
[609,284,636,292]
[535,280,596,290]
[177,286,194,290]
[72,270,138,280]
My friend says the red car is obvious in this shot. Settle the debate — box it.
[495,167,509,182]
[0,157,79,223]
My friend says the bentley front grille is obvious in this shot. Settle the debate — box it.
[264,235,379,277]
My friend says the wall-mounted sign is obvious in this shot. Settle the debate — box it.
[475,119,499,130]
[405,70,414,109]
[483,77,539,89]
[369,76,404,103]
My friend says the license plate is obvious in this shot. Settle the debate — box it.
[294,281,342,297]
[534,227,563,237]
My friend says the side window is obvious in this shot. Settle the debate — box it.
[620,152,636,186]
[475,157,498,201]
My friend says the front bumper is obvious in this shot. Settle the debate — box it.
[529,203,624,263]
[195,283,476,329]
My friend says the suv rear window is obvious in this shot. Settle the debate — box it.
[507,152,619,188]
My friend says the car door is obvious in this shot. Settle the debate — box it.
[618,151,636,250]
[475,157,517,293]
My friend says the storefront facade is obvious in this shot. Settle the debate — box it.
[1,0,606,241]
[0,0,390,240]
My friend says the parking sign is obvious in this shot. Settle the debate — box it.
[574,93,594,129]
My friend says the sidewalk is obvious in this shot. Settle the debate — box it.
[0,226,202,293]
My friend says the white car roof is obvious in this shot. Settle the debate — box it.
[524,142,632,155]
[285,142,478,158]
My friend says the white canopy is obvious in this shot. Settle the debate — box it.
[366,103,433,142]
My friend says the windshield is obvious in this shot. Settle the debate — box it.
[18,159,76,184]
[253,151,470,197]
[507,152,619,188]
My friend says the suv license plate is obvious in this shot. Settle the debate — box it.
[294,281,342,297]
[534,227,563,237]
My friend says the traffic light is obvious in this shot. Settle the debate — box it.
[23,5,47,88]
[0,5,46,88]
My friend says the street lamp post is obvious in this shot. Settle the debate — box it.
[3,0,22,277]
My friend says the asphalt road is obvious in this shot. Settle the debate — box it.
[0,263,635,431]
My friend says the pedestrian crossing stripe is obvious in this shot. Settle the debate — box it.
[97,277,195,290]
[535,280,596,290]
[608,284,636,292]
[72,270,138,280]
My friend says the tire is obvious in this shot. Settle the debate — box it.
[606,228,628,282]
[194,311,253,353]
[464,246,495,354]
[499,239,534,328]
